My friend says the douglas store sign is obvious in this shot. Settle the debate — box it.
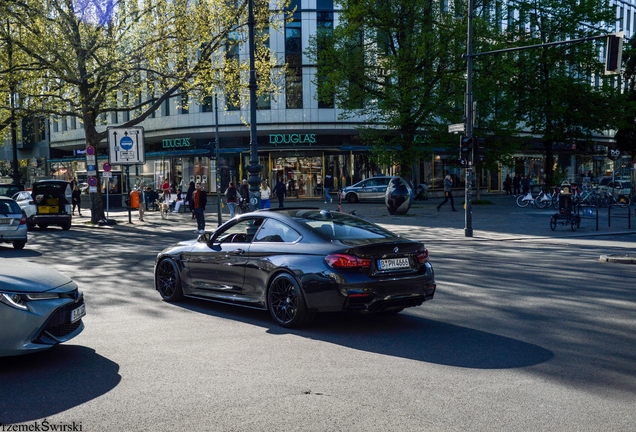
[269,133,316,146]
[162,138,192,149]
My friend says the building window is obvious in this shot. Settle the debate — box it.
[162,98,171,116]
[70,117,76,129]
[52,118,58,133]
[317,9,334,108]
[285,1,303,109]
[226,33,240,111]
[179,93,189,114]
[202,96,213,112]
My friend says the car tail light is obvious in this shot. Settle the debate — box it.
[325,253,372,269]
[416,249,429,264]
[19,215,26,225]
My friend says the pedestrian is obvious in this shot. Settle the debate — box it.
[138,184,147,222]
[513,173,521,195]
[239,179,249,201]
[185,181,196,219]
[225,182,238,217]
[272,177,286,208]
[324,172,334,203]
[503,174,512,195]
[437,175,457,212]
[260,181,271,209]
[71,185,82,216]
[192,181,207,234]
[162,179,171,202]
[521,175,530,195]
[172,188,184,213]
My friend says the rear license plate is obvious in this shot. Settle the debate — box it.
[378,257,410,270]
[70,303,86,323]
[0,219,10,224]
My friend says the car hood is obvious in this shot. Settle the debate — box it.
[0,262,77,293]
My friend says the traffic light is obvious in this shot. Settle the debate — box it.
[460,136,472,165]
[605,32,623,75]
[473,137,486,165]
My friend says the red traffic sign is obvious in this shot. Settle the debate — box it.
[102,162,112,172]
[86,145,96,156]
[87,176,98,187]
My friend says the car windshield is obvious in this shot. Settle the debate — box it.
[287,209,396,240]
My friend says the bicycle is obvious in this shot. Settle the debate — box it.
[516,188,552,208]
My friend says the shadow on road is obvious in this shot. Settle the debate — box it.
[0,345,121,425]
[174,299,553,370]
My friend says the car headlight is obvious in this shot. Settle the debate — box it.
[0,292,61,310]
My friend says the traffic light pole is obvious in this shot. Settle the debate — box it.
[464,0,475,238]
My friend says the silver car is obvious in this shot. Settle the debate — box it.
[0,196,27,249]
[0,262,86,357]
[341,176,394,203]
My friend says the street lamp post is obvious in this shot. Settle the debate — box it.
[214,94,222,226]
[6,19,20,186]
[246,0,262,210]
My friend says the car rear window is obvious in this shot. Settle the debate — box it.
[0,199,21,214]
[290,210,396,240]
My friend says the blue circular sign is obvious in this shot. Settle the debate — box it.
[87,176,98,187]
[120,136,134,150]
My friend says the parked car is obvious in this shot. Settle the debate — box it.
[0,262,85,357]
[340,176,395,203]
[0,182,24,198]
[0,196,28,249]
[13,180,72,230]
[155,208,436,328]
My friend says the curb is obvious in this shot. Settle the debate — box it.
[599,254,636,264]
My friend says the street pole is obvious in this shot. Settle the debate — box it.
[246,0,262,210]
[464,0,474,238]
[6,20,20,187]
[215,94,222,226]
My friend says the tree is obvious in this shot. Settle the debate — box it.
[307,0,468,177]
[613,36,636,160]
[500,0,621,187]
[0,0,287,223]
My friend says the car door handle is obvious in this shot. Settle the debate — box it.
[231,249,246,255]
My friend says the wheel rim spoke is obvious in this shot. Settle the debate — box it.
[271,279,298,323]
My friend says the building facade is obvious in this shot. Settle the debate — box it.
[1,0,634,199]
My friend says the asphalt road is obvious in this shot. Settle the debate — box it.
[1,200,635,431]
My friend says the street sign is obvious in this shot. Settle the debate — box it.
[107,127,145,165]
[86,145,96,156]
[102,171,112,178]
[87,176,98,187]
[103,162,112,172]
[448,123,465,134]
[608,149,621,161]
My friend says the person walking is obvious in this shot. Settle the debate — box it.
[324,172,334,203]
[437,175,457,212]
[192,181,207,234]
[225,182,238,217]
[503,174,512,195]
[513,173,521,195]
[138,184,146,222]
[185,181,196,219]
[272,177,286,208]
[71,185,82,216]
[260,181,271,209]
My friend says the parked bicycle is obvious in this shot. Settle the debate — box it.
[516,187,553,208]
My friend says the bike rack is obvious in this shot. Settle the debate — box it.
[608,205,632,229]
[579,205,599,230]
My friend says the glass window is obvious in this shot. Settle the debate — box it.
[254,219,301,243]
[215,219,263,243]
[292,210,396,240]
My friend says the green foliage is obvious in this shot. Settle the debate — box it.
[307,0,467,176]
[0,0,288,221]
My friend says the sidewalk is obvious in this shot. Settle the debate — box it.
[72,193,636,242]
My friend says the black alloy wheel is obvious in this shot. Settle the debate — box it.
[267,273,313,328]
[156,259,183,301]
[347,193,358,203]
